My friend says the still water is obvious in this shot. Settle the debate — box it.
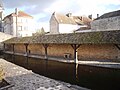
[3,54,120,90]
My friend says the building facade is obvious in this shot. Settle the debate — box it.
[50,12,92,34]
[91,10,120,31]
[3,8,35,37]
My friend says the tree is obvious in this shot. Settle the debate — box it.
[34,27,45,36]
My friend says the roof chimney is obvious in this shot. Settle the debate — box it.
[88,14,92,19]
[66,13,72,17]
[15,8,18,15]
[97,14,99,18]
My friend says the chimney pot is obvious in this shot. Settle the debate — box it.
[97,14,99,18]
[66,13,72,17]
[15,8,18,15]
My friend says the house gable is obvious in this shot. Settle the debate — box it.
[50,13,59,34]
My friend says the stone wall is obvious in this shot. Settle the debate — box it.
[47,44,73,58]
[28,44,44,55]
[5,43,120,61]
[91,16,120,31]
[14,44,26,53]
[78,44,120,60]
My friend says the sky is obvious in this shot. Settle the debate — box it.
[2,0,120,31]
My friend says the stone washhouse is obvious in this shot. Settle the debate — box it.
[3,30,120,63]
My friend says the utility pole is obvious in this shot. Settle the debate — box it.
[15,8,18,37]
[0,0,4,32]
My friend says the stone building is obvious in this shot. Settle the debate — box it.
[50,12,92,34]
[91,10,120,31]
[3,8,36,37]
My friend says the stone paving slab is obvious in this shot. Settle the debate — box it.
[0,58,89,90]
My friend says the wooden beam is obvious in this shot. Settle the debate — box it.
[3,43,5,52]
[24,43,29,57]
[71,44,81,50]
[43,44,49,59]
[115,44,120,50]
[12,44,15,54]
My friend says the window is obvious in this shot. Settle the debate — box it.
[26,19,28,22]
[18,18,22,22]
[18,26,22,31]
[24,26,28,30]
[17,33,22,37]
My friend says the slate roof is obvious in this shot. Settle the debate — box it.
[3,30,120,44]
[96,10,120,20]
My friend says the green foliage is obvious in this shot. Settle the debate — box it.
[35,27,45,36]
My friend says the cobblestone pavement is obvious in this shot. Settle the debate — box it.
[0,58,89,90]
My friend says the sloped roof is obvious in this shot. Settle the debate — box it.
[81,16,92,26]
[96,10,120,20]
[53,12,92,26]
[53,12,84,25]
[17,11,33,18]
[53,13,77,25]
[3,30,120,44]
[4,10,33,20]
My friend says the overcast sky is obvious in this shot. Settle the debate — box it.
[2,0,120,31]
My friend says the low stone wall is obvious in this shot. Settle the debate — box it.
[28,44,44,55]
[14,44,26,53]
[78,44,120,60]
[47,44,73,58]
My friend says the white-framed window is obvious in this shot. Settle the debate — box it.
[18,26,22,31]
[18,18,22,23]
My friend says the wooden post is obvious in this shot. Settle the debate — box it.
[3,43,5,52]
[24,43,28,57]
[115,44,120,50]
[71,44,81,63]
[12,44,15,54]
[43,44,48,59]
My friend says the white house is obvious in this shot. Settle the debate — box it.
[3,8,36,37]
[50,12,92,34]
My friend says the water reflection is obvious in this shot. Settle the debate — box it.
[75,63,78,80]
[3,54,120,90]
